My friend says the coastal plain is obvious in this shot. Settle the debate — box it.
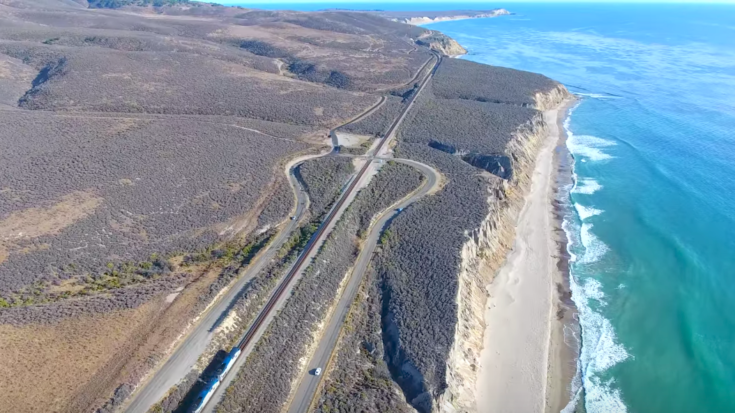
[0,1,573,413]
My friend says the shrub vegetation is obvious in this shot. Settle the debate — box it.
[215,162,423,413]
[361,58,563,411]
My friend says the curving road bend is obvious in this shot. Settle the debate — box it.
[121,149,328,413]
[330,95,387,148]
[285,158,441,413]
[200,53,442,413]
[144,52,442,413]
[122,84,393,413]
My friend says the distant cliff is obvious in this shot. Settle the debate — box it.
[370,9,509,56]
[383,9,510,26]
[86,0,189,8]
[415,31,467,56]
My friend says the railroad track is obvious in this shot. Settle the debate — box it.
[235,53,441,355]
[195,52,442,413]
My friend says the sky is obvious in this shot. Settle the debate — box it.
[210,0,735,4]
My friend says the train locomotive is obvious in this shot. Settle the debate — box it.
[191,347,242,413]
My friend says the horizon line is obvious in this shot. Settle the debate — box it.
[206,0,735,4]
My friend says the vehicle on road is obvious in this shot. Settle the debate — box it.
[396,207,404,212]
[314,367,322,376]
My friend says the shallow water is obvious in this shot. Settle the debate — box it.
[428,4,735,412]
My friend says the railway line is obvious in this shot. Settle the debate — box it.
[121,95,388,413]
[176,53,441,413]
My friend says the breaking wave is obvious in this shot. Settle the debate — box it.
[580,223,608,264]
[564,107,617,163]
[561,109,630,413]
[573,177,603,195]
[567,134,616,161]
[576,92,622,99]
[575,204,603,220]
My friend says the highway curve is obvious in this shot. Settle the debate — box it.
[198,54,442,413]
[121,151,321,413]
[121,95,388,413]
[285,158,442,413]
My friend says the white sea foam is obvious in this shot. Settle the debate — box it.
[562,218,579,263]
[561,107,630,413]
[574,135,617,148]
[561,262,631,413]
[573,178,603,195]
[583,278,606,303]
[568,134,617,161]
[580,223,609,264]
[563,107,617,163]
[575,204,603,220]
[576,92,622,99]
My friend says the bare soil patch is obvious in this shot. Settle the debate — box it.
[0,298,162,413]
[0,190,102,240]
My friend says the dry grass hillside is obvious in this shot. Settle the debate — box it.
[0,1,439,411]
[0,2,570,412]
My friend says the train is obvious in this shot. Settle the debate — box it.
[191,347,242,413]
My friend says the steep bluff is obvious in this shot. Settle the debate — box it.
[437,87,571,412]
[393,9,511,26]
[415,31,468,56]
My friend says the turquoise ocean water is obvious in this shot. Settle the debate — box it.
[423,5,735,412]
[244,2,735,411]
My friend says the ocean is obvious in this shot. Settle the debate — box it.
[427,4,735,413]
[241,2,735,412]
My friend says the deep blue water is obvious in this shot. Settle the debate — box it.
[233,3,735,412]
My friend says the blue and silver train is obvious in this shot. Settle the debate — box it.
[191,347,242,413]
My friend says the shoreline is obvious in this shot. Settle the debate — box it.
[546,99,581,413]
[412,14,505,26]
[386,10,511,26]
[475,98,577,413]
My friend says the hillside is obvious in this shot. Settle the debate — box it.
[86,0,190,8]
[0,1,568,412]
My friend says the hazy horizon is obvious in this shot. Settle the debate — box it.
[208,0,735,5]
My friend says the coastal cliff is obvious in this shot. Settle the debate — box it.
[439,88,571,412]
[534,84,571,111]
[390,9,511,26]
[416,31,468,56]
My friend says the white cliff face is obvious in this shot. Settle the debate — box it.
[416,31,468,56]
[534,84,571,111]
[395,9,511,26]
[437,86,570,413]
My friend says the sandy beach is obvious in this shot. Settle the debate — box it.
[476,99,576,413]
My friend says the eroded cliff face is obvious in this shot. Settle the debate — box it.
[437,87,570,413]
[397,9,511,26]
[534,84,571,111]
[416,31,468,56]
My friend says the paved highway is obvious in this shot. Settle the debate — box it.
[203,53,442,413]
[200,158,383,413]
[284,52,443,413]
[285,158,441,413]
[330,95,387,148]
[126,52,441,413]
[121,150,327,413]
[122,81,393,413]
